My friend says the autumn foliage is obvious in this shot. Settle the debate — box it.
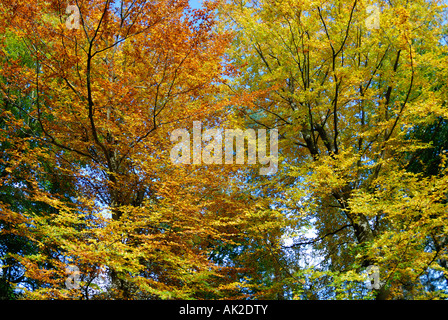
[0,0,448,300]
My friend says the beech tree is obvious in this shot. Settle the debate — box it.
[0,0,252,299]
[222,0,448,299]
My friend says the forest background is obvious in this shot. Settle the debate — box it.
[0,0,448,300]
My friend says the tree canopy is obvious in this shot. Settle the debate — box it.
[0,0,447,300]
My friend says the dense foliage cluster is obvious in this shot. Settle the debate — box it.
[0,0,447,300]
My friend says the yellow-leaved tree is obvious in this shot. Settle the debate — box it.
[222,0,448,299]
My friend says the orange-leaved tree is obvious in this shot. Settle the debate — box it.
[0,0,251,299]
